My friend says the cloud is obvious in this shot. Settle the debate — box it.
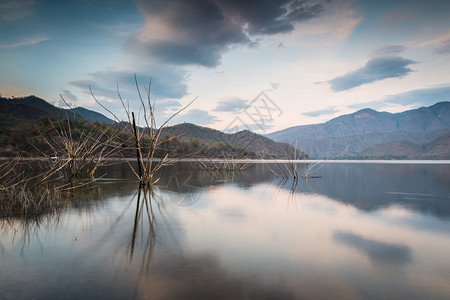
[69,67,188,122]
[70,67,188,100]
[58,90,79,107]
[302,106,338,117]
[213,97,248,112]
[0,36,48,48]
[327,56,416,92]
[130,0,326,67]
[348,85,450,110]
[383,85,450,106]
[62,90,77,102]
[433,39,450,55]
[372,45,406,56]
[176,109,219,126]
[0,0,33,21]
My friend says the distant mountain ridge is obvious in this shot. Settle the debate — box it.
[161,123,304,159]
[268,102,450,159]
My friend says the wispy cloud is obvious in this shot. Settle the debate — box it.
[383,85,450,106]
[213,97,248,113]
[0,36,48,49]
[433,39,450,55]
[327,56,416,92]
[69,67,188,124]
[0,0,34,21]
[348,85,450,110]
[347,100,385,111]
[70,68,188,101]
[372,45,406,56]
[302,106,338,117]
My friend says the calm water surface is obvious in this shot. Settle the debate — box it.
[1,161,450,299]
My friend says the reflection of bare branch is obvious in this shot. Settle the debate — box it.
[130,186,156,265]
[193,155,251,174]
[0,182,63,220]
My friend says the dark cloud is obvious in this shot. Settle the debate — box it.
[372,45,406,56]
[302,106,338,117]
[131,0,326,67]
[176,109,219,125]
[214,97,248,112]
[327,56,417,92]
[433,39,450,55]
[228,0,325,35]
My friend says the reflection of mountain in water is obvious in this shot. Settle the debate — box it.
[157,162,277,191]
[283,163,450,219]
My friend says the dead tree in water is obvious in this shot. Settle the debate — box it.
[92,75,195,186]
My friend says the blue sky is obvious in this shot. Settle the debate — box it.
[1,0,449,133]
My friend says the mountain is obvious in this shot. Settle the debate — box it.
[268,102,450,159]
[161,123,305,159]
[354,132,450,159]
[0,95,62,120]
[0,95,303,159]
[0,95,115,124]
[70,107,115,124]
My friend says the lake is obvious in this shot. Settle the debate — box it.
[1,161,450,299]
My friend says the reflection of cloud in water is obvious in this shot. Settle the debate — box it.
[216,207,247,222]
[137,252,296,300]
[333,230,412,265]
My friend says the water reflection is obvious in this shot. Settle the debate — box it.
[333,230,412,265]
[130,186,156,270]
[271,162,450,218]
[1,161,450,299]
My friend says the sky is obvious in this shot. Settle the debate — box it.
[1,0,450,133]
